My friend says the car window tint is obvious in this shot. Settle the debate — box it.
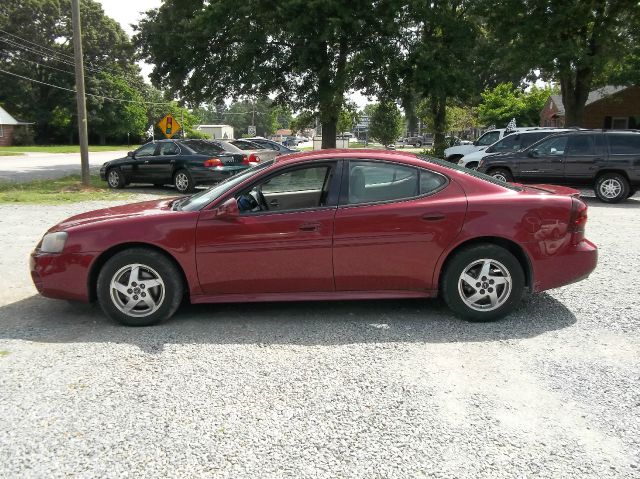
[492,134,519,152]
[254,140,278,151]
[136,142,156,157]
[183,140,224,155]
[534,135,568,156]
[566,135,596,156]
[476,131,501,146]
[521,132,550,148]
[231,140,265,150]
[420,170,447,194]
[348,161,419,205]
[609,134,640,154]
[261,166,329,194]
[158,142,179,156]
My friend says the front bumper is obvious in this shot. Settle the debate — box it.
[30,251,98,302]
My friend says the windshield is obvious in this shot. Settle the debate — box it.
[418,155,522,191]
[181,140,225,155]
[179,160,275,211]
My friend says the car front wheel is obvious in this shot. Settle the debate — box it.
[489,168,514,182]
[441,244,525,321]
[97,248,184,326]
[174,169,195,193]
[594,173,629,203]
[107,168,126,189]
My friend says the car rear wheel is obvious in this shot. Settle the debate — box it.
[489,168,514,182]
[441,244,525,322]
[446,154,463,163]
[465,162,479,170]
[174,169,195,194]
[627,188,637,199]
[97,248,184,326]
[107,168,126,189]
[414,141,422,147]
[595,173,629,203]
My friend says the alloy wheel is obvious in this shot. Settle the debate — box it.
[109,263,165,317]
[108,170,120,187]
[175,172,189,192]
[458,258,512,312]
[599,178,622,199]
[492,172,508,182]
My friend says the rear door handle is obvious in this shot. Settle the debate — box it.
[299,223,320,232]
[422,213,446,221]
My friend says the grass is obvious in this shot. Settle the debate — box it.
[0,151,23,156]
[0,145,138,154]
[0,174,134,204]
[0,350,9,357]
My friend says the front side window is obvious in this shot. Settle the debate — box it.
[476,130,501,146]
[135,142,156,157]
[566,135,596,156]
[237,164,332,213]
[533,135,568,156]
[348,161,419,205]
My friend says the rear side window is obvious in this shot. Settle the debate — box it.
[608,134,640,154]
[183,140,225,155]
[566,135,596,156]
[420,170,447,194]
[348,161,418,205]
[231,140,264,150]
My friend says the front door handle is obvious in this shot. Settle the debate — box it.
[269,199,279,207]
[299,223,320,232]
[144,160,150,164]
[422,213,446,222]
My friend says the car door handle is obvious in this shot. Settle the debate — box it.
[144,160,150,163]
[299,223,320,232]
[269,199,279,207]
[421,213,446,222]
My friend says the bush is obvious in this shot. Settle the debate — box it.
[11,126,35,146]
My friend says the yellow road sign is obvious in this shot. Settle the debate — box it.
[157,114,181,139]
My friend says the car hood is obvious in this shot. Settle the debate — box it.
[444,144,483,157]
[51,198,179,231]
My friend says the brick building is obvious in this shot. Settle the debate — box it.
[0,105,32,146]
[540,85,640,129]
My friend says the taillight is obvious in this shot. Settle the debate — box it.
[242,154,260,165]
[204,158,222,167]
[568,197,588,245]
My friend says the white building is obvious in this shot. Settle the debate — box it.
[195,124,234,139]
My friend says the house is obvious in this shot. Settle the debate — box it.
[540,85,640,129]
[195,124,234,139]
[0,105,32,146]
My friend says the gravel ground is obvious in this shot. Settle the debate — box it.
[0,192,638,478]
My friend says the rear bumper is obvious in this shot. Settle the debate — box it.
[526,238,598,293]
[30,251,97,302]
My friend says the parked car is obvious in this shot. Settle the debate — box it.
[245,137,299,155]
[458,129,573,169]
[33,149,597,326]
[401,134,433,147]
[477,130,640,203]
[217,139,279,163]
[100,139,259,194]
[444,127,564,163]
[445,136,473,147]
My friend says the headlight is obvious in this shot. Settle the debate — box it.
[40,232,68,253]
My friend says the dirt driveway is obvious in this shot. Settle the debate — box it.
[0,195,638,478]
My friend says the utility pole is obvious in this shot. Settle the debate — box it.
[71,0,90,186]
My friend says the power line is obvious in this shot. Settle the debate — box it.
[2,56,75,76]
[0,68,171,105]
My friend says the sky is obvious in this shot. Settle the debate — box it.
[96,0,371,109]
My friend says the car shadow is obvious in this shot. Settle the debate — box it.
[0,293,576,353]
[581,195,640,208]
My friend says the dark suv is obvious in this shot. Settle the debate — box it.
[477,130,640,203]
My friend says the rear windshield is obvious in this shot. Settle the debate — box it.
[231,140,265,150]
[418,155,523,191]
[181,140,225,155]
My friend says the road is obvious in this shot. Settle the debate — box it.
[0,151,126,182]
[0,196,638,477]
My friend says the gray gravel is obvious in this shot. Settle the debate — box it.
[0,194,639,478]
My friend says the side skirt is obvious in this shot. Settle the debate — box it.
[189,290,437,304]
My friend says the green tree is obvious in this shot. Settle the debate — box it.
[368,101,403,146]
[337,101,360,134]
[135,0,399,148]
[0,0,143,143]
[477,82,556,127]
[481,0,640,126]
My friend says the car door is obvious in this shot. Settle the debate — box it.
[516,135,568,181]
[195,161,341,295]
[128,142,159,182]
[152,141,181,183]
[563,134,605,183]
[333,160,467,292]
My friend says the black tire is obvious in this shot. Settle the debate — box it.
[489,167,514,182]
[96,248,184,326]
[465,161,479,170]
[173,169,195,194]
[627,188,637,199]
[106,168,126,189]
[415,141,423,148]
[594,173,630,203]
[441,244,525,322]
[446,154,463,164]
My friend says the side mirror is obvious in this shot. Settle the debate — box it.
[528,149,539,158]
[127,151,134,158]
[215,197,239,219]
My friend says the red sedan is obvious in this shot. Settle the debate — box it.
[30,150,597,326]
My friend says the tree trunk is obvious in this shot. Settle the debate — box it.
[430,94,447,158]
[401,93,418,135]
[321,119,337,149]
[560,68,592,127]
[99,134,106,145]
